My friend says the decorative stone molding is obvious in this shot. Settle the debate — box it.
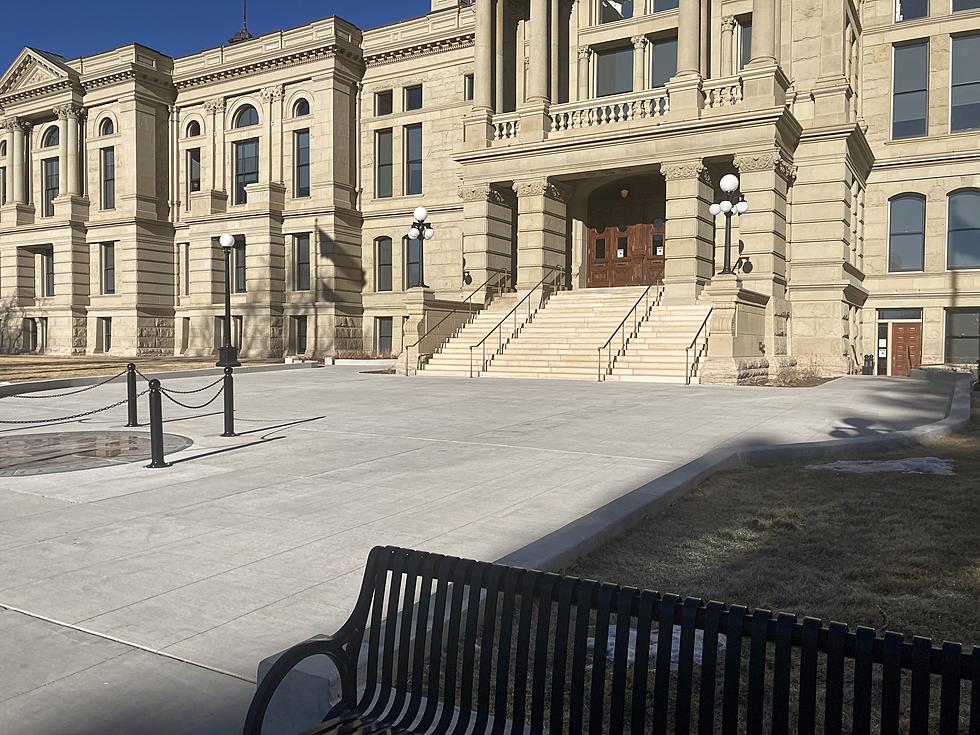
[203,98,226,114]
[523,56,531,70]
[259,85,284,102]
[661,161,711,185]
[513,178,570,202]
[0,116,29,132]
[52,103,84,120]
[175,45,360,89]
[631,35,648,51]
[365,34,474,68]
[720,15,737,31]
[459,184,507,204]
[577,45,592,60]
[734,151,796,182]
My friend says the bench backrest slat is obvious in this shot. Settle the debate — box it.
[340,547,976,735]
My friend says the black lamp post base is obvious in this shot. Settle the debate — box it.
[216,346,241,368]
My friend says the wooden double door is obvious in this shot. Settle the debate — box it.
[587,194,666,289]
[890,322,922,377]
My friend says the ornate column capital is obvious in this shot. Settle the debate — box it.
[259,85,284,103]
[733,151,796,181]
[631,35,648,51]
[577,45,592,61]
[513,177,570,202]
[459,183,507,204]
[721,15,737,32]
[52,103,84,120]
[203,98,226,114]
[661,161,712,186]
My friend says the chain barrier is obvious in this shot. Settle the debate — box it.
[160,384,225,411]
[0,370,128,400]
[154,376,225,395]
[0,390,150,425]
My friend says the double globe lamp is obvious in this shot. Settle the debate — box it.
[709,174,749,276]
[406,206,435,289]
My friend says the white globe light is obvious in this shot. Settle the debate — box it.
[408,227,421,240]
[423,227,435,240]
[720,174,740,194]
[219,233,236,249]
[735,200,749,214]
[720,200,733,214]
[709,203,722,216]
[413,206,428,222]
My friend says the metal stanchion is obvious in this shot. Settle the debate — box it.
[146,379,170,468]
[125,363,139,427]
[221,367,236,437]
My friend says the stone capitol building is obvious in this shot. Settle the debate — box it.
[1,0,979,382]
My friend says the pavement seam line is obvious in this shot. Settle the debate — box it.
[0,602,257,684]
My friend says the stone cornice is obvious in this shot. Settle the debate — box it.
[458,183,507,204]
[174,44,360,90]
[0,79,73,107]
[81,70,137,92]
[364,34,475,68]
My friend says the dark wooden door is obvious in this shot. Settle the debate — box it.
[586,200,666,288]
[890,322,922,377]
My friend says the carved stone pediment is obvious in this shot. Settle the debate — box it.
[0,48,75,99]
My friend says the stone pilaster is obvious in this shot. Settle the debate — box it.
[667,0,704,113]
[662,161,714,303]
[632,36,648,93]
[203,98,226,193]
[460,183,515,293]
[260,85,284,184]
[52,103,83,197]
[720,16,736,77]
[513,178,569,288]
[576,46,591,101]
[699,273,771,384]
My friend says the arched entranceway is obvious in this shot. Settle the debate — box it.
[586,177,666,288]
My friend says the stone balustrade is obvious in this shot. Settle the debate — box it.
[492,113,521,141]
[549,89,671,134]
[703,76,744,110]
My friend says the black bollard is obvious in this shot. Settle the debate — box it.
[221,367,236,437]
[125,363,139,427]
[146,379,170,468]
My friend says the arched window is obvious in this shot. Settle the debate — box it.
[888,194,925,272]
[948,190,980,270]
[233,105,259,129]
[98,118,114,136]
[293,98,310,117]
[41,126,59,148]
[186,120,201,137]
[0,140,6,157]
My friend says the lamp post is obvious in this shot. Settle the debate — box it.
[406,206,435,289]
[216,233,241,368]
[709,174,749,276]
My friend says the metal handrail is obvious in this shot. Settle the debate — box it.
[596,285,663,382]
[402,270,511,372]
[685,309,713,385]
[469,266,565,378]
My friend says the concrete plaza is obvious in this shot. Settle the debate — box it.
[0,367,963,734]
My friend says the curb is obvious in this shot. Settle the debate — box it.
[0,362,319,397]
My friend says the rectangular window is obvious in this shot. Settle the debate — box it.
[42,158,58,217]
[234,238,246,293]
[182,242,191,296]
[376,237,393,292]
[404,85,423,111]
[895,0,928,21]
[878,308,923,321]
[739,20,753,70]
[0,166,6,205]
[404,124,423,196]
[653,0,679,10]
[188,148,201,193]
[294,129,310,197]
[595,46,634,97]
[464,74,475,101]
[598,0,633,23]
[951,34,980,133]
[376,316,393,355]
[406,236,423,288]
[953,0,980,9]
[294,233,311,291]
[888,195,925,272]
[293,316,308,354]
[892,41,929,139]
[102,243,116,295]
[233,315,243,348]
[43,252,55,296]
[98,317,112,353]
[945,309,980,363]
[651,36,678,88]
[100,147,115,210]
[234,138,259,205]
[375,90,393,116]
[375,129,393,198]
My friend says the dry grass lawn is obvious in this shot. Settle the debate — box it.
[0,355,277,383]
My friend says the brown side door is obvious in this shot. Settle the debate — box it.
[587,227,612,288]
[890,322,922,377]
[587,204,666,288]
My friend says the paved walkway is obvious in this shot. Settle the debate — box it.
[0,368,958,734]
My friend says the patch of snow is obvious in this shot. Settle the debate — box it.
[807,457,955,476]
[588,625,727,671]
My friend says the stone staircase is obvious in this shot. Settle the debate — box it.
[418,291,528,377]
[605,304,712,383]
[482,287,651,380]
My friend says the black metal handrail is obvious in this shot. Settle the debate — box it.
[469,266,565,378]
[596,284,663,382]
[402,270,511,372]
[686,308,713,385]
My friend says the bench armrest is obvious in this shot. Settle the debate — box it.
[242,635,357,735]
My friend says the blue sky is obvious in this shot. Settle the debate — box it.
[0,1,432,70]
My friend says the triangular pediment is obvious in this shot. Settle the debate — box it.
[0,48,75,98]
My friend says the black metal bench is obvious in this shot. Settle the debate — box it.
[244,545,977,735]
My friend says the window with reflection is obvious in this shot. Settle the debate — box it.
[892,40,928,139]
[293,98,310,117]
[99,118,114,136]
[951,34,980,132]
[233,105,259,129]
[895,0,928,21]
[595,46,633,96]
[598,0,632,23]
[948,190,980,270]
[41,126,59,148]
[887,194,925,272]
[650,36,677,87]
[234,139,259,204]
[186,120,201,137]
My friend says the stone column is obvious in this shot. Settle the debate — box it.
[750,0,776,66]
[667,0,703,113]
[54,106,69,196]
[1,120,15,203]
[64,106,82,196]
[720,16,736,76]
[741,0,788,109]
[495,0,506,112]
[475,0,495,112]
[632,36,648,92]
[550,0,560,101]
[9,119,28,204]
[460,183,515,292]
[260,85,283,183]
[527,0,549,104]
[513,178,569,287]
[204,98,226,192]
[661,161,714,303]
[577,46,591,101]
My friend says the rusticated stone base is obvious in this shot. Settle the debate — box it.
[136,315,176,356]
[700,356,770,385]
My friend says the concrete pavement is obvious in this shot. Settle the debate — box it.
[0,367,963,733]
